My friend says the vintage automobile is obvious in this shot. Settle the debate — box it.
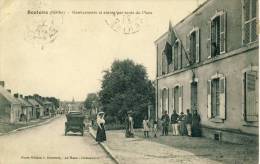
[65,111,85,136]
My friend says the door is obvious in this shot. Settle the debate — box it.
[191,82,198,113]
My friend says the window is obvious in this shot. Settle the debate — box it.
[190,31,197,64]
[207,75,226,119]
[211,79,220,117]
[243,0,257,44]
[243,71,258,122]
[187,28,200,64]
[208,11,226,58]
[165,42,172,65]
[162,42,172,75]
[173,41,179,70]
[173,85,183,114]
[162,88,169,113]
[173,40,182,70]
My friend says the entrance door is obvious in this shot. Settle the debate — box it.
[191,82,198,113]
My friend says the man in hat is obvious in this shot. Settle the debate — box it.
[125,110,134,138]
[161,110,170,136]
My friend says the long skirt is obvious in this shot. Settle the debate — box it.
[96,124,106,142]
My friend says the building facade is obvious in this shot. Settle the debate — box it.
[0,86,22,123]
[155,0,258,144]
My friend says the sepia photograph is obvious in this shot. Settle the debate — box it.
[0,0,258,163]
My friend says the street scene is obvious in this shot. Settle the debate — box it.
[0,116,114,164]
[0,0,259,163]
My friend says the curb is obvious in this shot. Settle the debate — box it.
[0,115,61,136]
[89,127,120,164]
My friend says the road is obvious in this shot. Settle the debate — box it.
[0,116,114,164]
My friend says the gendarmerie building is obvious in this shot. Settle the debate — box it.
[155,0,258,144]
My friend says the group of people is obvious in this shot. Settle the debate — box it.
[95,109,201,143]
[160,109,201,137]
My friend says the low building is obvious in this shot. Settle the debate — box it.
[14,94,33,121]
[26,96,44,119]
[0,82,22,123]
[155,0,258,144]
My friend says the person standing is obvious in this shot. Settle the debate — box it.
[186,109,192,137]
[143,116,150,138]
[161,110,170,136]
[96,112,106,143]
[178,112,187,136]
[192,110,201,137]
[153,120,158,138]
[170,110,179,136]
[125,111,134,138]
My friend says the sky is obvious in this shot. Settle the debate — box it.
[0,0,206,101]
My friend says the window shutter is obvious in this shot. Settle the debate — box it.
[159,89,163,115]
[179,85,183,113]
[207,21,212,58]
[196,28,200,63]
[186,34,190,66]
[207,80,212,118]
[220,11,226,54]
[245,71,258,121]
[178,44,182,69]
[171,88,174,113]
[166,88,169,113]
[219,77,226,119]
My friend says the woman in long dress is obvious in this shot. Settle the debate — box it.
[96,112,106,143]
[192,110,201,137]
[125,111,134,138]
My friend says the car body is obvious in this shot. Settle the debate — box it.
[65,111,85,136]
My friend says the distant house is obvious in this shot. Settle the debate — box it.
[14,94,33,121]
[0,83,22,123]
[26,97,44,119]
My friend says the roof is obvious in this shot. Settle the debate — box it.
[154,0,211,44]
[17,97,32,107]
[0,86,20,104]
[27,98,44,108]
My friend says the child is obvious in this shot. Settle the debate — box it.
[143,116,150,138]
[153,120,158,138]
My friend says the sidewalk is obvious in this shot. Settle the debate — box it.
[89,129,258,164]
[0,115,61,135]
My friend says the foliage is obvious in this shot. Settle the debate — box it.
[99,59,155,128]
[84,93,99,110]
[46,97,60,109]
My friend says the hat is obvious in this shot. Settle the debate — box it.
[97,111,105,115]
[127,110,133,114]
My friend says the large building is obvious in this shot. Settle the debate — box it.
[155,0,258,144]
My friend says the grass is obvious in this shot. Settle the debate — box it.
[0,117,52,134]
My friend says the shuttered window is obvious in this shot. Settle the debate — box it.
[208,76,226,119]
[174,41,179,70]
[244,71,258,122]
[243,0,257,45]
[174,86,179,113]
[210,11,226,57]
[173,85,183,114]
[190,31,196,64]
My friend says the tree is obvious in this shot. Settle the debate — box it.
[99,59,155,127]
[84,93,99,110]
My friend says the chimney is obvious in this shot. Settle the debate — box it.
[7,89,11,93]
[0,81,5,88]
[14,93,19,98]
